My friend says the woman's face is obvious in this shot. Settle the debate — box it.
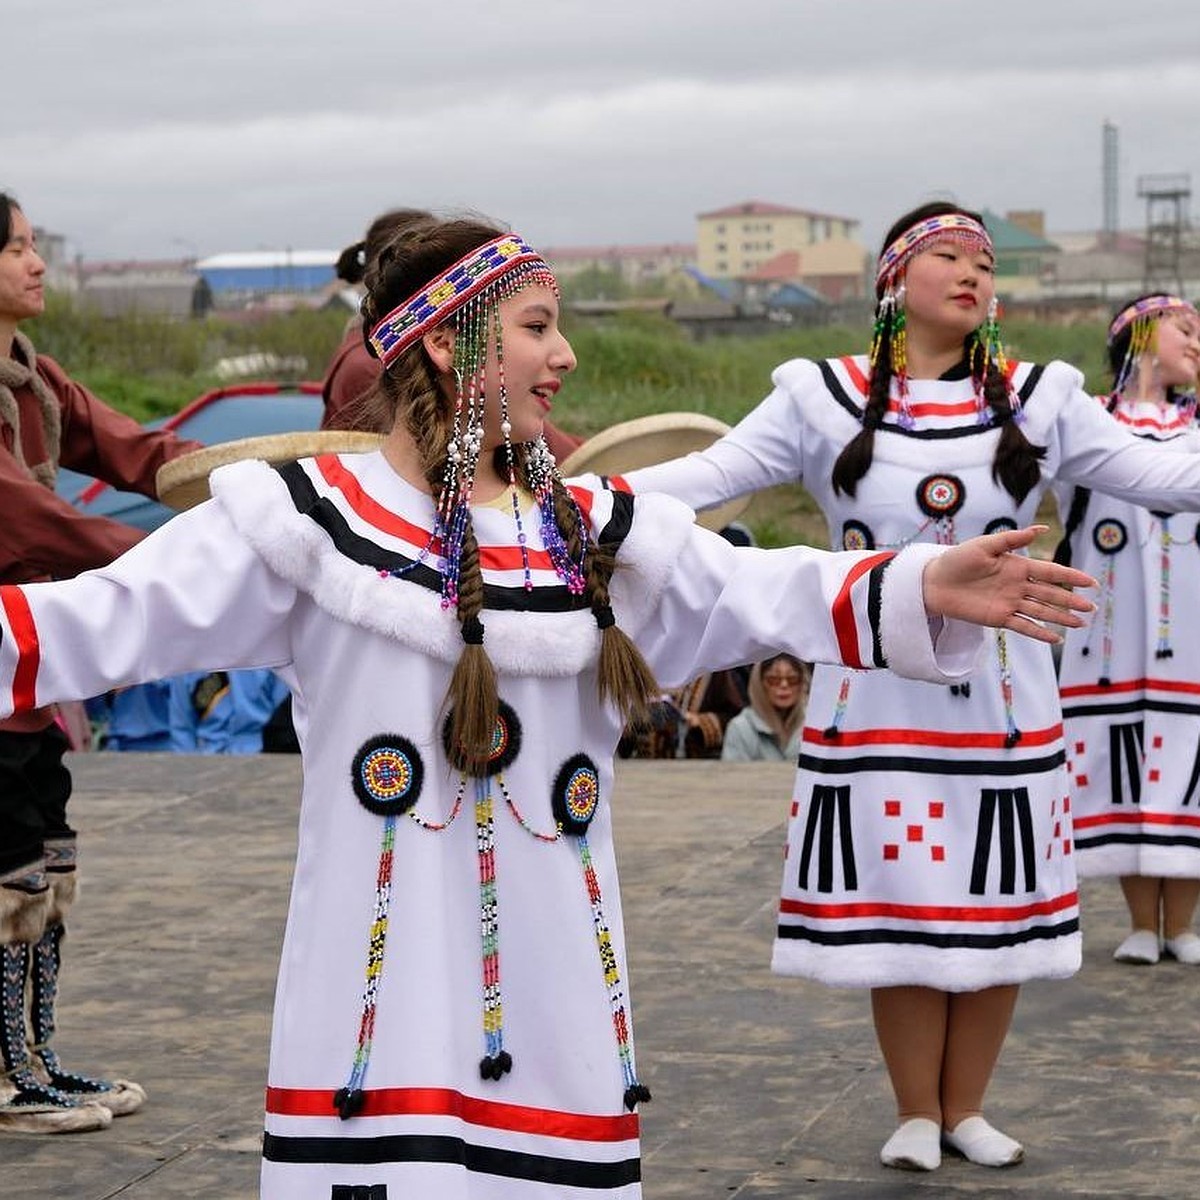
[1154,310,1200,391]
[762,661,804,713]
[478,283,577,450]
[900,238,996,343]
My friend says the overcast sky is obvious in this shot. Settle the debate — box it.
[6,0,1199,262]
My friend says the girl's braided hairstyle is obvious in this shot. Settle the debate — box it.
[831,201,1045,504]
[361,216,656,772]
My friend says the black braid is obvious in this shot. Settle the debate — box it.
[983,361,1046,505]
[832,307,893,497]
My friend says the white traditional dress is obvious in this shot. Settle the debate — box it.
[0,448,977,1199]
[626,355,1200,992]
[1056,393,1200,878]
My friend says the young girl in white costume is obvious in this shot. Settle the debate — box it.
[1056,295,1200,966]
[0,213,1091,1198]
[624,201,1200,1173]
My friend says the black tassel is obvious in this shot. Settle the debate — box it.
[333,1086,365,1120]
[623,1083,652,1111]
[1099,677,1112,688]
[822,726,840,740]
[1004,729,1022,749]
[479,1051,513,1081]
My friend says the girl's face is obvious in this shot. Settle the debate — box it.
[1154,310,1200,391]
[900,238,996,343]
[479,283,577,450]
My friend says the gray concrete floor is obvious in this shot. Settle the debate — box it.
[2,756,1197,1198]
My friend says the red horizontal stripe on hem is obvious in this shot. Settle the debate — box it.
[264,1086,639,1142]
[315,454,558,572]
[1061,677,1200,699]
[0,586,39,710]
[801,723,1063,749]
[779,891,1078,923]
[1074,811,1200,831]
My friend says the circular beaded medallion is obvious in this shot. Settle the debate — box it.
[984,517,1018,536]
[442,700,523,776]
[551,755,601,836]
[1092,518,1128,555]
[841,520,875,551]
[351,735,424,816]
[916,473,966,519]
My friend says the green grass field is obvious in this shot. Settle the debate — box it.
[31,300,1106,552]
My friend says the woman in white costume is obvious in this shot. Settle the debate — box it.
[624,201,1200,1173]
[1056,295,1200,966]
[0,213,1092,1199]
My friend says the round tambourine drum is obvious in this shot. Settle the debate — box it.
[156,431,383,510]
[558,413,750,533]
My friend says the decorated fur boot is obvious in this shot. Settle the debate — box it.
[0,886,111,1134]
[27,871,146,1117]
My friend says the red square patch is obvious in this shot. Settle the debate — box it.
[883,844,899,860]
[907,825,923,842]
[931,845,945,862]
[884,799,901,817]
[928,801,944,819]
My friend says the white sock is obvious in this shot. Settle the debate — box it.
[880,1117,941,1171]
[944,1116,1024,1166]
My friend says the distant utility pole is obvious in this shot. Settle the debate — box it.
[1136,173,1191,294]
[1101,121,1119,249]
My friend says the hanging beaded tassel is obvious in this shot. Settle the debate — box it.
[579,832,648,1110]
[996,631,1021,747]
[1098,554,1117,686]
[475,776,511,1080]
[334,815,396,1119]
[1113,316,1156,396]
[822,672,853,739]
[1155,514,1174,659]
[527,437,587,596]
[888,285,915,430]
[549,755,649,1110]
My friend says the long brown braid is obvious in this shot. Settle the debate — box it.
[548,474,656,724]
[362,216,657,770]
[832,201,1044,504]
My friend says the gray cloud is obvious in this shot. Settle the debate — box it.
[7,0,1199,260]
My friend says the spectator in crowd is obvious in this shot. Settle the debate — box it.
[722,653,810,762]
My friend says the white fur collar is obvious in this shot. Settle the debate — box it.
[209,458,696,678]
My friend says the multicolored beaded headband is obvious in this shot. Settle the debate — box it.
[875,212,993,289]
[368,233,556,369]
[1107,295,1198,345]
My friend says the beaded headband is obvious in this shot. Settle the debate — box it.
[875,213,993,288]
[368,234,556,368]
[1107,295,1198,345]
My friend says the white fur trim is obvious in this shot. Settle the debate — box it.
[879,543,985,684]
[210,460,695,678]
[772,935,1080,990]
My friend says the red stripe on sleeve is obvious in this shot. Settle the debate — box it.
[0,586,40,711]
[831,553,892,669]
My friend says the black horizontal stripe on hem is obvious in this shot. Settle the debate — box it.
[276,461,592,614]
[1062,698,1200,720]
[776,914,1078,950]
[1075,831,1200,851]
[816,361,1046,440]
[261,1132,640,1190]
[795,749,1066,776]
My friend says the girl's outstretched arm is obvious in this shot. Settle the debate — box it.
[923,525,1095,645]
